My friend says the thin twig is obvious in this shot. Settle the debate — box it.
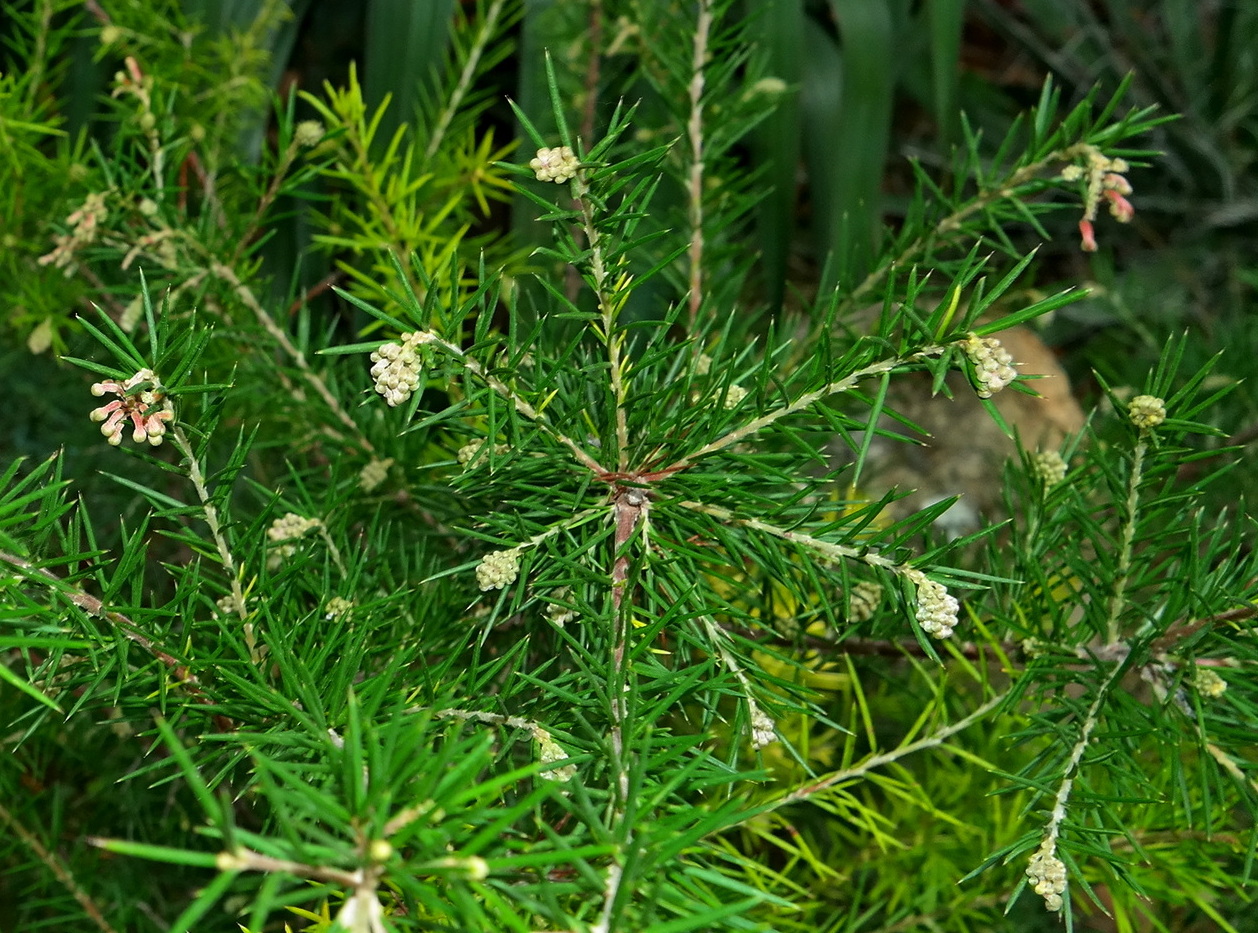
[684,0,712,328]
[0,800,121,933]
[0,550,233,731]
[767,691,1007,811]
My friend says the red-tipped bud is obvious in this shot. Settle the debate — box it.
[1079,219,1098,252]
[1104,190,1134,223]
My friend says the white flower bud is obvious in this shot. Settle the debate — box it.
[1128,394,1166,430]
[536,729,578,782]
[1031,450,1068,487]
[1026,841,1068,913]
[723,384,748,409]
[359,458,393,492]
[906,569,959,639]
[294,120,324,148]
[1193,667,1227,698]
[750,708,777,750]
[476,549,520,591]
[961,334,1018,398]
[529,146,579,184]
[457,441,510,467]
[369,333,426,407]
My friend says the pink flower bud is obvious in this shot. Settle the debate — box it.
[1104,190,1134,223]
[1079,219,1098,252]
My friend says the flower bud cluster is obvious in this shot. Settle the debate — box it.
[1193,667,1227,699]
[544,589,578,627]
[1060,146,1134,252]
[370,332,427,407]
[215,593,248,618]
[847,581,883,623]
[906,569,959,639]
[961,334,1018,398]
[1128,394,1166,430]
[1026,841,1067,912]
[476,549,521,591]
[358,457,394,492]
[38,191,110,274]
[749,707,777,750]
[529,146,579,184]
[89,368,174,447]
[1031,450,1068,487]
[293,120,324,148]
[536,728,578,782]
[457,440,510,468]
[723,384,748,409]
[324,596,354,620]
[266,512,321,569]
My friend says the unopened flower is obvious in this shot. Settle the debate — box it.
[749,707,777,750]
[1062,146,1134,252]
[536,729,578,782]
[266,512,321,569]
[215,593,247,618]
[1193,667,1227,698]
[324,596,354,620]
[27,319,53,355]
[961,333,1018,398]
[1128,394,1166,430]
[457,440,510,468]
[38,191,110,274]
[847,581,883,623]
[747,76,787,98]
[529,146,579,184]
[906,568,959,639]
[1026,840,1068,912]
[369,332,427,407]
[545,590,579,626]
[294,120,324,148]
[89,368,174,447]
[476,549,520,591]
[359,457,393,492]
[723,384,748,409]
[1031,450,1068,487]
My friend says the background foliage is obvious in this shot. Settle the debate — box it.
[1,1,1256,932]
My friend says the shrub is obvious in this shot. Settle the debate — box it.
[2,3,1255,932]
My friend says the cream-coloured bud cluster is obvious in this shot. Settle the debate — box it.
[1193,667,1227,698]
[369,332,428,407]
[293,120,324,148]
[323,596,354,620]
[266,512,321,569]
[749,707,777,750]
[215,593,247,618]
[545,590,578,627]
[905,568,959,639]
[961,334,1018,398]
[1128,394,1166,430]
[476,549,521,591]
[1026,841,1067,912]
[359,457,394,492]
[88,368,174,447]
[536,728,578,782]
[847,581,883,623]
[1031,449,1068,487]
[723,384,748,409]
[38,191,110,274]
[529,146,579,184]
[457,440,510,467]
[268,512,321,543]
